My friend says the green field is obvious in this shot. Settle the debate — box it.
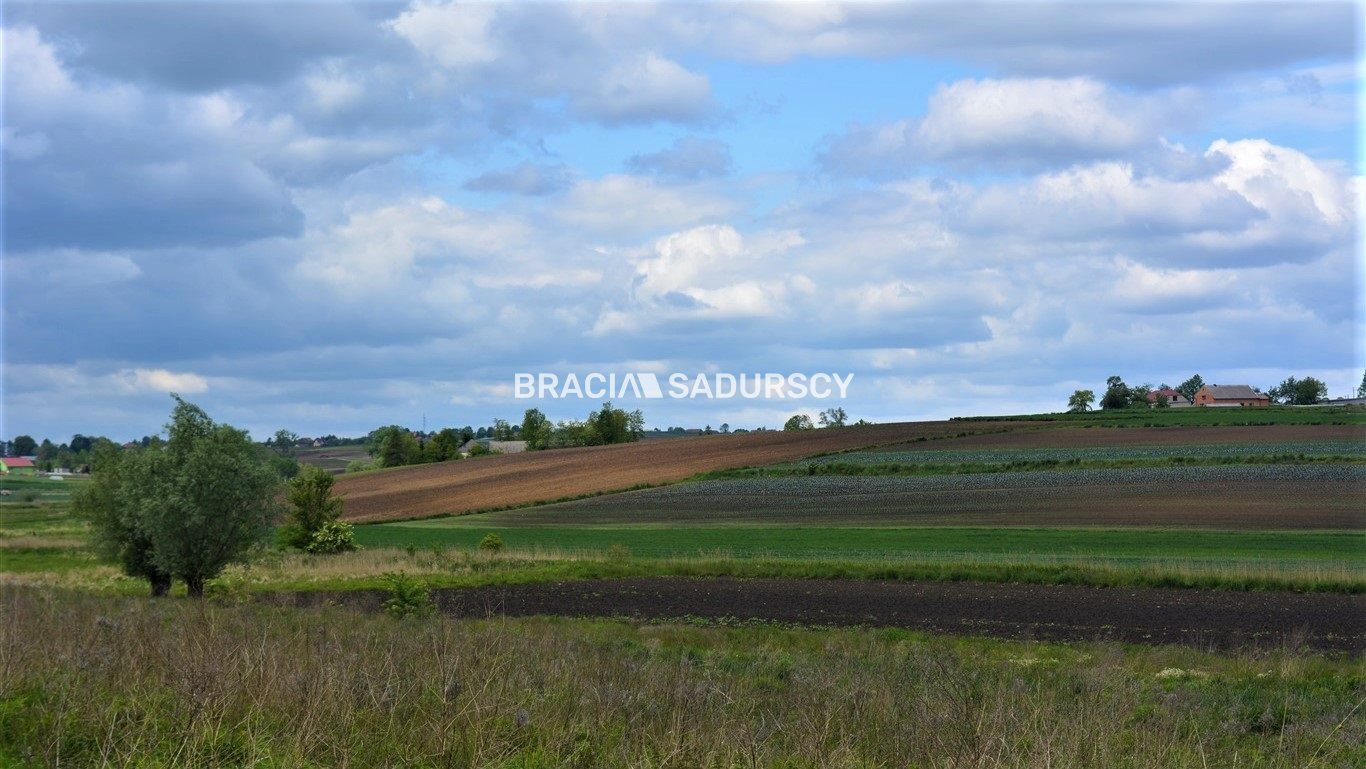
[355,522,1364,563]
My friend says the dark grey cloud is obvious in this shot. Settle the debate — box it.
[464,163,571,196]
[5,1,402,92]
[628,137,732,179]
[4,153,302,252]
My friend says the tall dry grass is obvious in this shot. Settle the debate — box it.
[1,586,1361,767]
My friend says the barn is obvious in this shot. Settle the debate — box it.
[0,457,38,475]
[1193,384,1271,408]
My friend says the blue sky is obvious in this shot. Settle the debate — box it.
[2,1,1362,442]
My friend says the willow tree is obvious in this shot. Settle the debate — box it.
[74,396,280,598]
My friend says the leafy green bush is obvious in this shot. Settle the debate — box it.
[345,459,377,473]
[478,533,504,552]
[381,571,433,619]
[281,465,348,552]
[306,521,358,554]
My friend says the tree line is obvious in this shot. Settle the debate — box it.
[1068,372,1346,412]
[350,402,647,470]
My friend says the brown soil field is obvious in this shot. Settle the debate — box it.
[296,445,369,474]
[870,424,1365,452]
[278,578,1366,651]
[334,421,1021,522]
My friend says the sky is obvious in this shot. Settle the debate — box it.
[2,0,1362,442]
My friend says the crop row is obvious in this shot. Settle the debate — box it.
[800,440,1366,467]
[621,463,1366,500]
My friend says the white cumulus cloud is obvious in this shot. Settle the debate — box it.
[116,369,209,394]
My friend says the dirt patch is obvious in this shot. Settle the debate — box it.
[871,424,1365,452]
[334,421,1023,523]
[277,577,1365,651]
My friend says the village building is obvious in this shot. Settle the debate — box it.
[0,457,38,475]
[1192,384,1271,407]
[459,439,528,455]
[1145,388,1192,407]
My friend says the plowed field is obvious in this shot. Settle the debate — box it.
[277,578,1366,651]
[492,465,1366,529]
[335,421,1020,522]
[336,422,1365,523]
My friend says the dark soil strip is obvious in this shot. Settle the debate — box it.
[276,578,1366,652]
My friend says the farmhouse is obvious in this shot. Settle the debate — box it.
[0,457,37,475]
[1145,388,1192,407]
[1193,384,1271,408]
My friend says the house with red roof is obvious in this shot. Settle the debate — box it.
[0,457,38,476]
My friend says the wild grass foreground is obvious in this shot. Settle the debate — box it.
[2,586,1363,768]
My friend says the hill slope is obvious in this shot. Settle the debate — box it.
[334,420,1012,522]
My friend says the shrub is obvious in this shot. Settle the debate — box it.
[345,459,377,473]
[478,533,504,552]
[281,465,346,552]
[381,571,434,619]
[305,521,358,554]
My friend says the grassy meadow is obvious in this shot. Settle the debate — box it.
[4,587,1364,768]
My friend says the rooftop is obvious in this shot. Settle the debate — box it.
[1203,384,1266,400]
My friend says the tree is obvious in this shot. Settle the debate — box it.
[1128,383,1153,409]
[783,414,814,431]
[1358,370,1366,398]
[140,397,281,597]
[1176,374,1205,404]
[492,418,516,441]
[547,420,596,448]
[69,434,94,454]
[520,409,552,449]
[1100,376,1130,410]
[75,397,280,597]
[1269,376,1327,405]
[587,402,644,445]
[425,428,464,462]
[272,429,300,455]
[719,423,730,434]
[10,435,36,457]
[1067,390,1094,412]
[368,425,422,467]
[72,443,173,596]
[280,464,352,553]
[818,407,848,428]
